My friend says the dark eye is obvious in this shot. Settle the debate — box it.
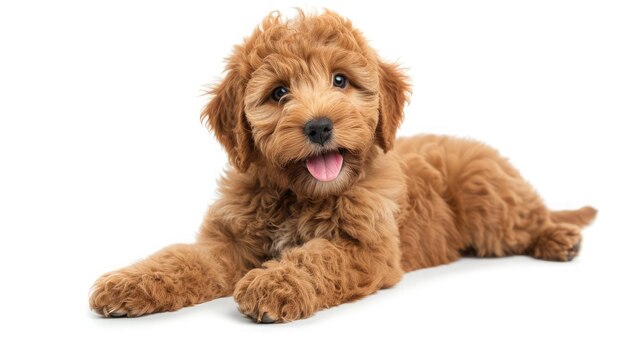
[271,86,289,102]
[333,74,348,88]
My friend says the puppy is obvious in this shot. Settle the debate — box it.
[89,11,597,323]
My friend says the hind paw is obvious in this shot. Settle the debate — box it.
[532,223,582,262]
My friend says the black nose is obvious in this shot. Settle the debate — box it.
[304,117,333,146]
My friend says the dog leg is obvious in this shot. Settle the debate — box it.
[234,237,403,323]
[457,201,594,262]
[89,240,251,317]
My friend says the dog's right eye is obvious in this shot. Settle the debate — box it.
[271,86,289,102]
[333,74,348,88]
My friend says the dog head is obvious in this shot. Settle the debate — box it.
[202,11,410,197]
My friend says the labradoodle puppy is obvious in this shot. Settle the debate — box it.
[89,11,597,323]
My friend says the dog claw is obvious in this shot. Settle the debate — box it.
[103,307,127,318]
[259,313,276,324]
[567,240,582,261]
[109,311,127,317]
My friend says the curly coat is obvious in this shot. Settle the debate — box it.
[89,11,597,322]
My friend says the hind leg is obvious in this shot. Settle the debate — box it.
[462,189,586,262]
[459,175,585,262]
[460,199,585,262]
[402,136,594,265]
[447,141,586,262]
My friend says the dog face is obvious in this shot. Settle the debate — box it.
[203,11,410,197]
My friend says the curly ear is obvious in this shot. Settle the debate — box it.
[376,61,411,152]
[201,70,255,172]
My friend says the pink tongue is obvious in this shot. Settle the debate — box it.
[305,152,343,181]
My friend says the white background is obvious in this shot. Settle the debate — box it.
[1,0,624,350]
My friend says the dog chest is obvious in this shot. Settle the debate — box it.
[266,197,343,257]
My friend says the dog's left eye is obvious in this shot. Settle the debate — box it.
[271,86,289,102]
[333,74,348,88]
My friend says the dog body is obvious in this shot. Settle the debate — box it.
[89,11,596,322]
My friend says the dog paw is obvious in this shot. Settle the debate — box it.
[532,223,582,262]
[89,270,164,317]
[233,262,317,323]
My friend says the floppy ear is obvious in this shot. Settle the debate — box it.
[376,61,411,152]
[201,70,255,172]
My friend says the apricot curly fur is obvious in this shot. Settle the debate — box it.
[89,10,597,322]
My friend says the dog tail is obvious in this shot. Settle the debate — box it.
[550,206,598,227]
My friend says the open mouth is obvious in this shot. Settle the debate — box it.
[305,149,345,182]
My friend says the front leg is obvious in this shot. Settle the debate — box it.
[234,237,403,323]
[89,239,251,317]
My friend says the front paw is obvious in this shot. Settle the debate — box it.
[233,262,316,323]
[89,269,167,317]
